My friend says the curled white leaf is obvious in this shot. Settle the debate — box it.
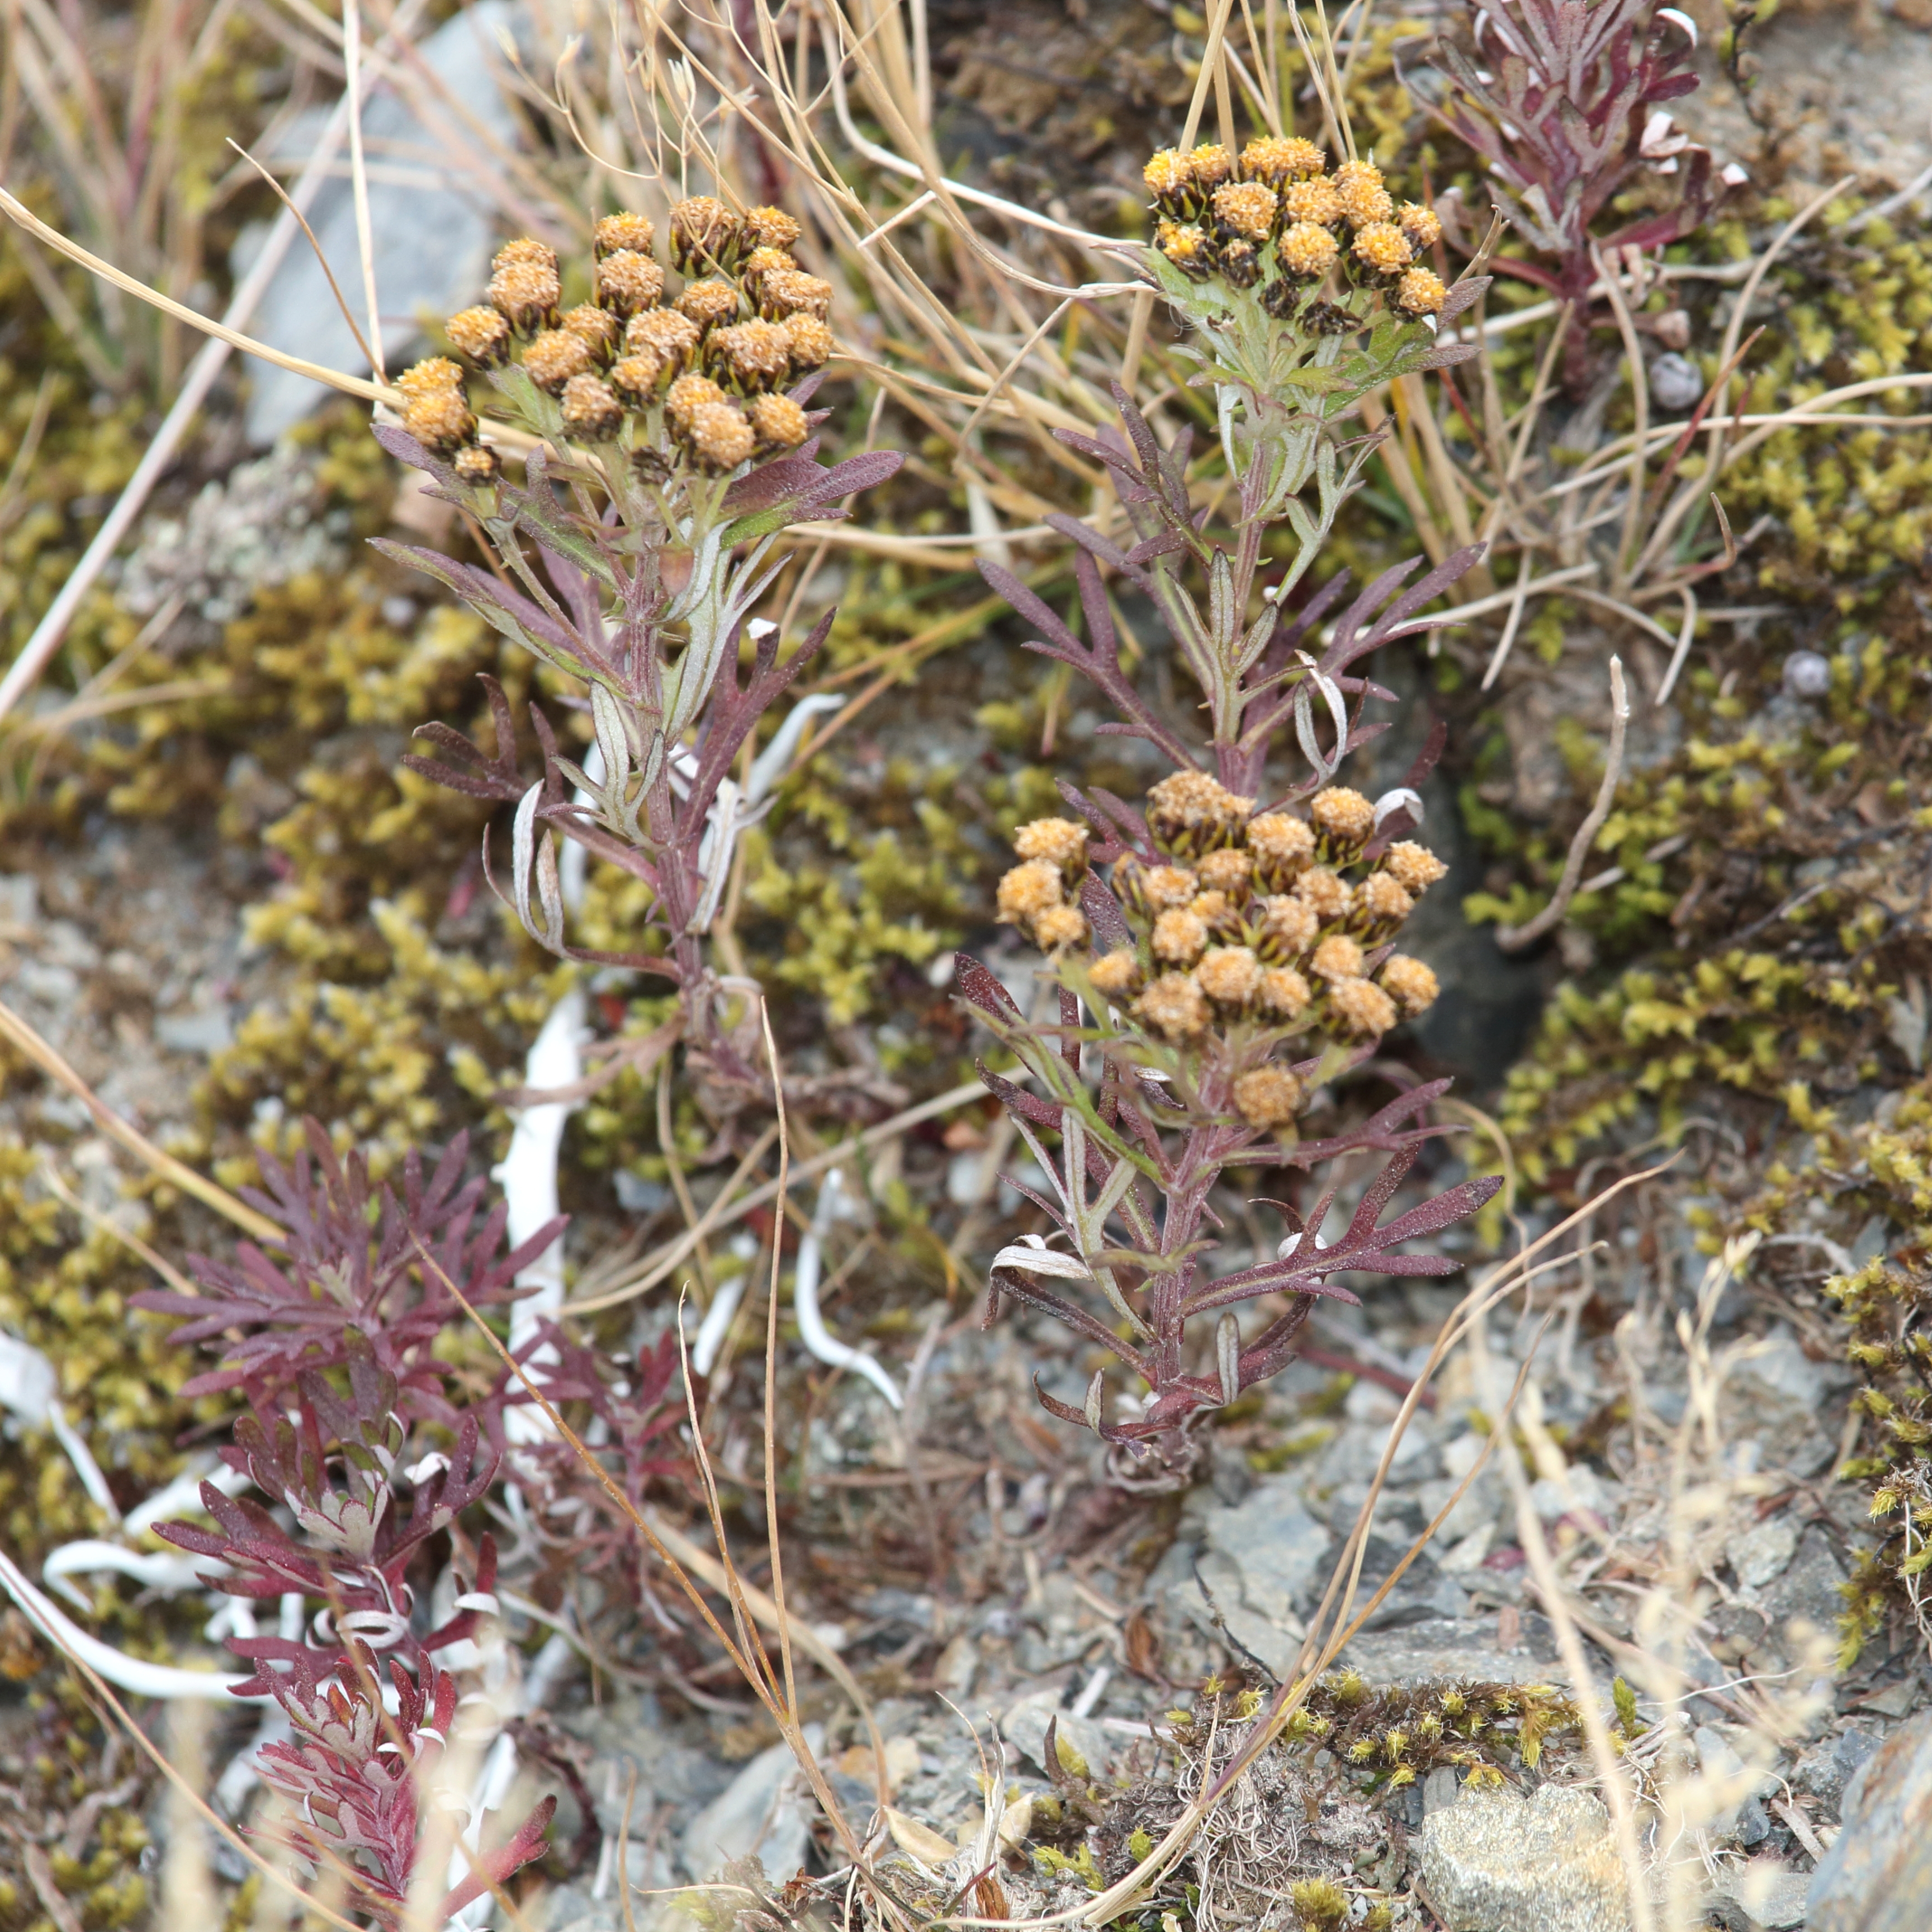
[991,1235,1093,1281]
[794,1171,902,1409]
[1372,787,1424,833]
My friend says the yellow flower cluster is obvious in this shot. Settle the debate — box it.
[996,771,1446,1129]
[1145,139,1446,319]
[405,203,834,483]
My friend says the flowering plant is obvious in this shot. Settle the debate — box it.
[376,203,901,1110]
[962,139,1502,1480]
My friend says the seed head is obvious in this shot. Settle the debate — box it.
[1139,864,1200,912]
[781,313,834,371]
[666,373,728,429]
[1156,220,1212,276]
[1197,848,1252,896]
[1311,934,1365,982]
[1199,946,1263,1008]
[1276,222,1339,282]
[445,305,511,367]
[452,443,500,487]
[744,205,802,252]
[489,258,560,334]
[1234,1066,1303,1128]
[402,390,477,456]
[1351,221,1412,276]
[1248,813,1315,873]
[1259,965,1311,1020]
[1088,949,1143,1000]
[1135,972,1210,1040]
[1213,182,1278,243]
[1147,770,1253,852]
[397,357,464,400]
[998,860,1063,927]
[675,278,742,333]
[1034,904,1090,951]
[1259,894,1318,954]
[627,307,701,369]
[560,373,623,441]
[1303,300,1360,335]
[1295,868,1353,920]
[1311,786,1376,846]
[1384,841,1448,893]
[1014,818,1090,874]
[562,304,620,358]
[1332,160,1393,227]
[1395,267,1448,316]
[1281,178,1342,227]
[1329,976,1398,1036]
[1190,889,1232,929]
[1144,149,1193,203]
[1396,202,1442,250]
[1239,136,1324,185]
[760,269,833,321]
[1189,143,1233,191]
[596,249,665,319]
[709,319,793,391]
[669,196,738,272]
[685,400,755,471]
[1359,871,1416,923]
[747,392,810,451]
[1153,908,1209,967]
[1381,955,1441,1015]
[1218,239,1261,288]
[594,212,655,259]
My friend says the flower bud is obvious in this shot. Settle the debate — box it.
[781,312,834,371]
[674,278,742,333]
[1234,1065,1303,1128]
[560,373,623,441]
[747,392,810,450]
[522,328,594,395]
[744,205,803,251]
[594,212,655,259]
[669,196,738,272]
[1134,972,1210,1040]
[446,305,511,367]
[596,249,665,318]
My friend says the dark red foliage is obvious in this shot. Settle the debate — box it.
[132,1116,563,1427]
[253,1640,554,1931]
[158,1336,501,1692]
[1426,2,1733,385]
[498,1323,692,1571]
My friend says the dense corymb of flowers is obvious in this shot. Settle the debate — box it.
[1144,138,1446,321]
[395,201,834,482]
[997,771,1446,1129]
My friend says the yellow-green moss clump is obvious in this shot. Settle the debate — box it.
[0,1143,229,1569]
[1491,594,1932,1183]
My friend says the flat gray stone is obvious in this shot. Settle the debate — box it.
[679,1733,819,1884]
[1809,1708,1932,1932]
[1710,1860,1810,1930]
[238,1,525,443]
[1201,1475,1334,1623]
[999,1691,1115,1780]
[1420,1782,1631,1932]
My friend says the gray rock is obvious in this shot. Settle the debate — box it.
[1202,1475,1333,1622]
[1784,650,1832,699]
[1809,1708,1932,1931]
[1649,351,1705,411]
[1000,1692,1115,1780]
[156,1007,234,1055]
[679,1732,820,1884]
[1728,1329,1855,1478]
[1760,1526,1851,1641]
[1338,1614,1561,1687]
[1420,1781,1631,1931]
[1709,1860,1811,1930]
[238,2,525,443]
[1796,1726,1881,1811]
[1727,1518,1800,1592]
[1696,1724,1780,1844]
[1423,1765,1462,1816]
